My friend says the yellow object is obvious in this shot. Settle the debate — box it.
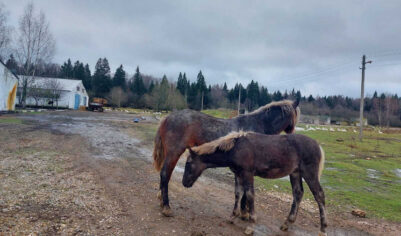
[7,83,17,111]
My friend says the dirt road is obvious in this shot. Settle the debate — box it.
[1,110,399,235]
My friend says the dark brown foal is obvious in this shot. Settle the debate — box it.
[182,132,327,235]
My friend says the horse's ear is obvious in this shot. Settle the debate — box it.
[293,98,300,109]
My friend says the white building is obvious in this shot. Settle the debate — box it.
[18,76,89,109]
[0,60,19,111]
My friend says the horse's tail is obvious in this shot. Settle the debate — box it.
[153,122,165,172]
[318,146,325,181]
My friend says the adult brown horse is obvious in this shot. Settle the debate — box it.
[182,131,326,235]
[153,99,300,216]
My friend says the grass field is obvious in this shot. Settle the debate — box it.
[201,109,401,221]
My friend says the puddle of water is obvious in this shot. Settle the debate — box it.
[366,168,380,179]
[325,167,339,171]
[394,169,401,178]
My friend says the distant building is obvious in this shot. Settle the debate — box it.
[299,115,331,125]
[0,60,19,111]
[17,76,89,109]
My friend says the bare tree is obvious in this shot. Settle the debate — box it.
[26,82,45,106]
[0,2,12,59]
[14,3,55,107]
[42,78,63,108]
[108,87,127,107]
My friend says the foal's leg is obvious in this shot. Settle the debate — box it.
[159,147,185,216]
[304,175,328,235]
[241,173,257,222]
[280,172,304,231]
[232,175,243,217]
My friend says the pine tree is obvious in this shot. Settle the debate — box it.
[246,80,260,111]
[148,80,155,93]
[73,61,85,80]
[131,66,146,96]
[176,72,187,95]
[92,58,112,97]
[83,64,92,91]
[112,65,127,91]
[223,82,228,92]
[273,91,283,101]
[61,59,73,78]
[258,86,271,106]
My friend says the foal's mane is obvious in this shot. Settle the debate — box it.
[191,131,250,155]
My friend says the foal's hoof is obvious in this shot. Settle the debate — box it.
[161,206,172,217]
[318,231,327,236]
[232,209,240,217]
[280,223,289,231]
[240,212,250,221]
[249,214,257,223]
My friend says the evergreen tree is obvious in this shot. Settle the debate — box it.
[307,94,315,102]
[148,80,155,93]
[83,64,92,91]
[223,82,228,92]
[131,66,146,96]
[176,72,187,96]
[246,80,260,111]
[273,91,283,101]
[258,86,272,106]
[73,61,85,80]
[61,59,73,78]
[92,58,112,97]
[112,64,127,91]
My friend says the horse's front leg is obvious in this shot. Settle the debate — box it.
[232,174,242,217]
[159,151,182,217]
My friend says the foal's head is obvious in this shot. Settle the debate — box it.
[252,99,300,134]
[182,149,206,188]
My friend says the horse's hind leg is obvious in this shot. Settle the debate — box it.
[232,175,242,217]
[304,174,328,235]
[280,172,304,231]
[159,148,185,217]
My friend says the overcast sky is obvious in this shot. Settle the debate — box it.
[4,0,401,97]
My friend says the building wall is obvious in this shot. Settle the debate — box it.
[19,79,89,109]
[0,64,18,111]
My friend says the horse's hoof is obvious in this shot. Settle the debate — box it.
[318,231,327,236]
[240,212,250,221]
[249,214,257,223]
[161,206,172,217]
[280,223,289,231]
[157,190,162,200]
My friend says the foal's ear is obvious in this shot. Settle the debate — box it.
[188,147,196,156]
[292,98,300,109]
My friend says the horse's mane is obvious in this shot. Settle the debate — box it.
[249,99,300,128]
[250,99,294,115]
[191,131,251,155]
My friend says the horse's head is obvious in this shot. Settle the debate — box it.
[182,148,207,188]
[259,99,300,134]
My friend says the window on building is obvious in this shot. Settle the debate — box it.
[77,86,80,91]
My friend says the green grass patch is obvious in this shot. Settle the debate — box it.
[255,127,401,221]
[0,117,22,124]
[202,109,236,119]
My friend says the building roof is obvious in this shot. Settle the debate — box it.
[18,76,86,92]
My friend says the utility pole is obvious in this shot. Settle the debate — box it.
[237,84,241,115]
[201,91,204,111]
[359,55,372,141]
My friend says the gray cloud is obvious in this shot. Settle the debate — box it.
[5,0,401,97]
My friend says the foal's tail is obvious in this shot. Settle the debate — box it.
[153,124,165,172]
[318,146,325,181]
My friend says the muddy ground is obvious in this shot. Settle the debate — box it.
[0,110,400,235]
